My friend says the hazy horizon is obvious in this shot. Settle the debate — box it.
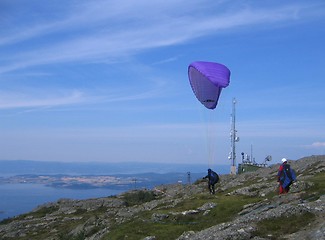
[0,159,231,175]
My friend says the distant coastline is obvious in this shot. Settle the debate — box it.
[0,160,229,176]
[0,172,206,190]
[0,160,230,220]
[0,183,125,221]
[0,160,229,221]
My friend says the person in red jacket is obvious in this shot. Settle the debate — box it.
[277,158,290,194]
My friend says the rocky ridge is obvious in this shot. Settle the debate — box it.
[0,155,324,240]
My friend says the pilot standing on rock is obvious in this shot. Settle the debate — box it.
[203,169,219,194]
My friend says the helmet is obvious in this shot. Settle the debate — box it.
[281,158,287,163]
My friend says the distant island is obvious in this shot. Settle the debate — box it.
[0,160,228,176]
[0,172,206,190]
[0,174,135,189]
[0,160,230,190]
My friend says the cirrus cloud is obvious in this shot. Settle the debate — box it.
[311,142,325,148]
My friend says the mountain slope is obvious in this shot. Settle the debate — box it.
[0,155,324,240]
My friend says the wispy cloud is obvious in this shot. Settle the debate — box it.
[238,119,325,138]
[151,56,180,65]
[0,75,167,110]
[306,142,325,148]
[0,90,85,109]
[1,1,322,74]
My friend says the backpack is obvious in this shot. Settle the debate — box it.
[210,171,219,183]
[281,164,296,188]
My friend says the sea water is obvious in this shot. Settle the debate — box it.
[0,183,125,221]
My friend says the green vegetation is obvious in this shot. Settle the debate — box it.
[122,190,158,206]
[0,206,60,225]
[301,171,325,201]
[103,169,324,240]
[0,217,13,225]
[25,205,60,218]
[300,161,322,175]
[58,230,87,240]
[103,193,262,240]
[252,212,316,239]
[252,170,324,239]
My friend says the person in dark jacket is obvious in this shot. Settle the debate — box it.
[203,168,219,194]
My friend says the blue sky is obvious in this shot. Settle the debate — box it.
[0,0,324,168]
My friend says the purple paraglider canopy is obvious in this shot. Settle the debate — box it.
[188,61,230,109]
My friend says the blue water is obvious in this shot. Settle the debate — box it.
[0,183,125,221]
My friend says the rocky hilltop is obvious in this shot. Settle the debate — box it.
[0,155,324,240]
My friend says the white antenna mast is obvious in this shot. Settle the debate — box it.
[229,98,239,174]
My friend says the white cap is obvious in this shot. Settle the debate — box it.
[281,158,287,163]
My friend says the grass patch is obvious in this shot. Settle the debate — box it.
[27,205,60,218]
[103,193,262,240]
[171,194,212,211]
[301,171,325,201]
[122,190,157,206]
[265,190,278,199]
[220,177,262,195]
[0,204,110,240]
[0,205,60,225]
[300,162,322,175]
[204,194,262,224]
[0,217,13,225]
[252,212,315,239]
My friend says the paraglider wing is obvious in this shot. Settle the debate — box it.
[188,61,230,109]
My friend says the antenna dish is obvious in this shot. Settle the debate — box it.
[265,155,272,162]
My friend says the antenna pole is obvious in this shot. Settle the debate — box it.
[251,144,254,163]
[230,98,239,174]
